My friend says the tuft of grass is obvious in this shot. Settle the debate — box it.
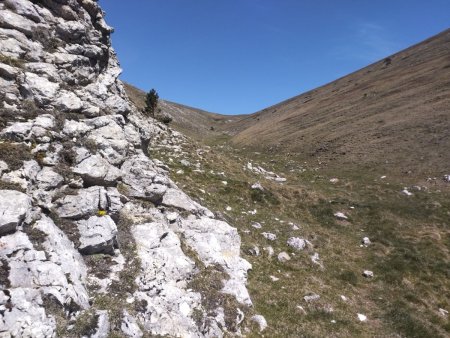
[385,301,442,338]
[0,54,25,68]
[0,142,33,170]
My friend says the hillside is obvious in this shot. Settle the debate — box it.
[229,29,450,176]
[124,82,243,140]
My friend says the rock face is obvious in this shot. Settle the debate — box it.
[0,190,31,235]
[0,0,257,336]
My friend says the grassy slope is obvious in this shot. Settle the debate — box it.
[151,134,450,337]
[228,29,450,177]
[123,82,243,140]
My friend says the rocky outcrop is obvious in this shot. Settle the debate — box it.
[0,0,258,336]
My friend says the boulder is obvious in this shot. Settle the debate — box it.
[182,217,252,305]
[55,186,120,220]
[73,154,122,186]
[0,190,31,235]
[261,232,277,241]
[251,315,267,332]
[287,237,312,251]
[35,167,63,190]
[20,72,59,105]
[77,215,118,255]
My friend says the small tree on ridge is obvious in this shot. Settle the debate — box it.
[145,88,159,117]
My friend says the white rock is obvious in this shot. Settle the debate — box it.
[0,190,31,235]
[121,310,143,338]
[251,222,262,229]
[269,275,279,282]
[73,154,122,186]
[35,167,63,190]
[277,252,290,262]
[304,293,320,302]
[443,175,450,182]
[287,237,312,251]
[77,215,118,255]
[182,217,252,305]
[248,245,260,256]
[263,246,274,257]
[92,310,110,338]
[251,182,264,190]
[334,212,348,220]
[439,308,448,317]
[262,232,277,241]
[0,288,56,337]
[362,237,371,246]
[56,90,83,111]
[21,72,59,104]
[357,313,367,322]
[251,315,267,332]
[402,188,413,196]
[362,270,374,278]
[55,186,117,219]
[0,161,8,176]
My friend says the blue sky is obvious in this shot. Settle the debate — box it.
[99,0,450,115]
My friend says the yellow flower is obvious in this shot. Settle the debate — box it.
[97,210,107,216]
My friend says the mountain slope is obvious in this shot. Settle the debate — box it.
[228,29,450,175]
[124,82,243,140]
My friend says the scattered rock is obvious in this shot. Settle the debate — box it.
[439,308,448,317]
[251,182,264,190]
[362,270,374,278]
[263,246,274,257]
[304,293,320,303]
[334,212,348,220]
[180,159,190,167]
[251,315,267,332]
[443,175,450,182]
[357,313,367,322]
[251,222,262,229]
[329,178,339,183]
[287,237,311,251]
[269,275,279,282]
[262,232,277,241]
[402,188,413,196]
[277,251,291,262]
[248,245,260,256]
[362,237,371,246]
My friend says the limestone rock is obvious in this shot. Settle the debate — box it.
[77,215,118,255]
[0,288,56,337]
[182,217,252,305]
[262,232,277,241]
[35,167,63,190]
[73,154,122,186]
[277,251,291,262]
[121,311,143,338]
[0,190,31,235]
[251,315,267,332]
[287,237,312,251]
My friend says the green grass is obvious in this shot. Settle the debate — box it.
[151,134,450,337]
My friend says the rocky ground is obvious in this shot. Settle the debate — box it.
[150,132,450,337]
[0,1,263,337]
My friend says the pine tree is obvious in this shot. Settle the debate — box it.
[145,88,159,117]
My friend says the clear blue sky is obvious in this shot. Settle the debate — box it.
[99,0,449,115]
